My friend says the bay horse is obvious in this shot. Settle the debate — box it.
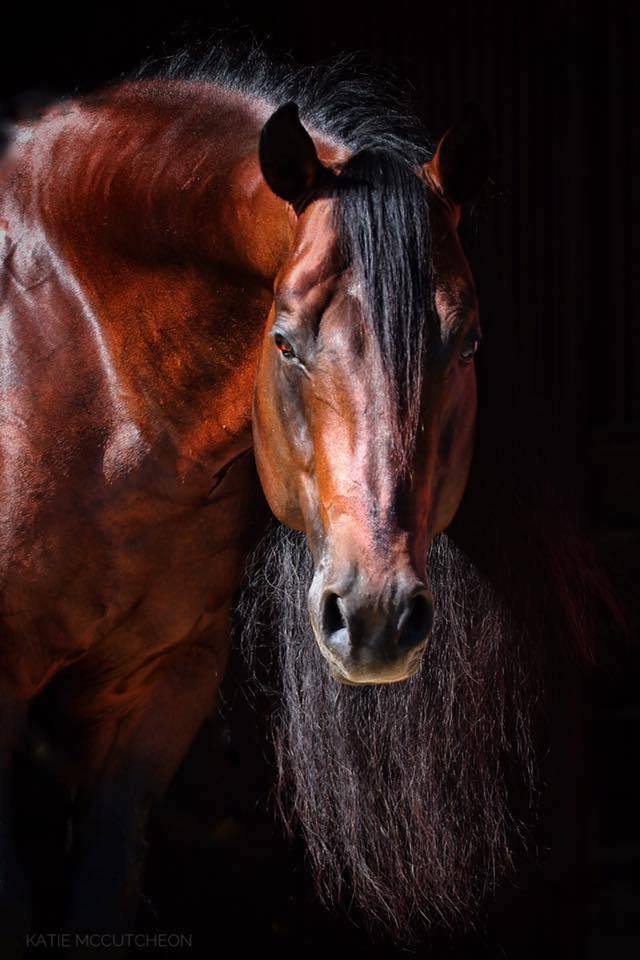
[0,48,617,950]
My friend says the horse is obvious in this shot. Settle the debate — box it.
[0,47,618,951]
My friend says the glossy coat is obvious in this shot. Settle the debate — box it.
[0,76,488,936]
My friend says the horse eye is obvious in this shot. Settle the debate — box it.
[460,332,480,363]
[274,333,296,360]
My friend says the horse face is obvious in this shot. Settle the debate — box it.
[253,104,490,685]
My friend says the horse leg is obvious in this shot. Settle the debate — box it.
[65,635,229,944]
[0,690,29,957]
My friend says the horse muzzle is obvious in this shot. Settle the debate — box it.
[309,571,433,684]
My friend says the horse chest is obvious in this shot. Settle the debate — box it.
[0,448,265,699]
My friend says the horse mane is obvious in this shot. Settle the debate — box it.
[132,41,435,163]
[236,403,622,941]
[236,458,620,942]
[238,524,540,937]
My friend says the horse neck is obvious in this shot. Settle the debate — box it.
[12,82,343,467]
[26,80,305,283]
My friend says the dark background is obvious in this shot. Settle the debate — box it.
[2,1,638,957]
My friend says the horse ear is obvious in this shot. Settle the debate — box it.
[424,102,493,206]
[259,102,327,209]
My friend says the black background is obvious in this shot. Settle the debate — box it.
[2,2,638,957]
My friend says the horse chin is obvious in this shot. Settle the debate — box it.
[311,627,426,685]
[330,669,417,686]
[323,649,425,686]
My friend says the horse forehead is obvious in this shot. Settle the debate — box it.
[276,252,348,318]
[277,253,338,301]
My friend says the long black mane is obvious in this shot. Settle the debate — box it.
[239,526,541,937]
[135,42,435,162]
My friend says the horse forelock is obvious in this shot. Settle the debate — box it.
[333,151,434,466]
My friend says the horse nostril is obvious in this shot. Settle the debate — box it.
[322,591,347,638]
[398,592,433,650]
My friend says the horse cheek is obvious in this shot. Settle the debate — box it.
[252,388,306,531]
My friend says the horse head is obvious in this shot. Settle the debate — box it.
[253,102,491,684]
